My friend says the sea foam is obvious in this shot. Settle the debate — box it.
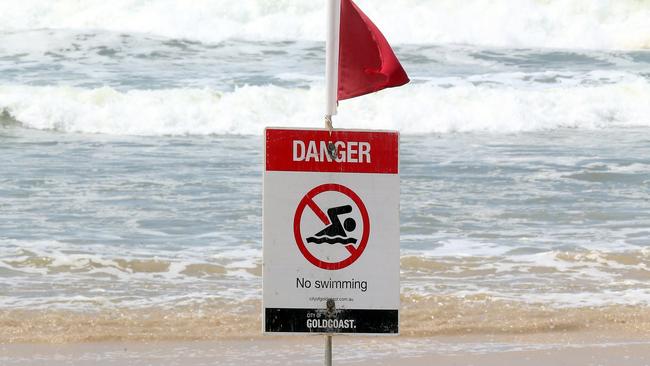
[0,0,648,49]
[2,76,650,136]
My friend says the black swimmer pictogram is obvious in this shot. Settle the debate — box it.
[306,205,358,245]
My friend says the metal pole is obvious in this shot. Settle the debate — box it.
[325,0,341,118]
[325,335,332,366]
[324,0,340,357]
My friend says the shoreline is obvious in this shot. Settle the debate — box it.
[3,298,650,343]
[3,333,649,365]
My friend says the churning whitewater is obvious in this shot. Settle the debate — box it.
[1,0,649,49]
[2,78,650,135]
[1,1,649,135]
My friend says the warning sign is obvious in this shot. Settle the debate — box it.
[263,128,400,335]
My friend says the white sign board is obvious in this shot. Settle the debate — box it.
[263,128,399,334]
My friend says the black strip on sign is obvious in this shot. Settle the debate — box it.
[265,308,398,334]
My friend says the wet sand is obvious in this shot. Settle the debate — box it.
[3,299,649,364]
[3,299,650,343]
[2,332,649,365]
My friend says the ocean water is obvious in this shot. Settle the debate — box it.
[1,0,650,344]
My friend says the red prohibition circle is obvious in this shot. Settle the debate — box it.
[293,183,370,270]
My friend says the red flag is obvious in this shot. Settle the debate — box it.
[337,0,410,101]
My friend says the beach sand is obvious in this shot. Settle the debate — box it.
[3,332,649,365]
[2,300,649,364]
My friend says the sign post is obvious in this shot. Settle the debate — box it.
[324,1,341,360]
[263,128,400,347]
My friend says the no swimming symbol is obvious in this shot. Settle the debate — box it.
[293,184,370,270]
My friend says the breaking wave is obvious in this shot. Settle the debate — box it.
[2,76,650,136]
[0,0,649,49]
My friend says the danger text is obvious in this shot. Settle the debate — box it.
[293,140,371,163]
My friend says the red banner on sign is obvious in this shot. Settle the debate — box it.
[265,128,398,174]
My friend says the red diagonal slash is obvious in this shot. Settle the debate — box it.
[306,198,330,225]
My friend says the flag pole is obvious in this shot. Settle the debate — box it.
[325,2,340,363]
[325,0,341,130]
